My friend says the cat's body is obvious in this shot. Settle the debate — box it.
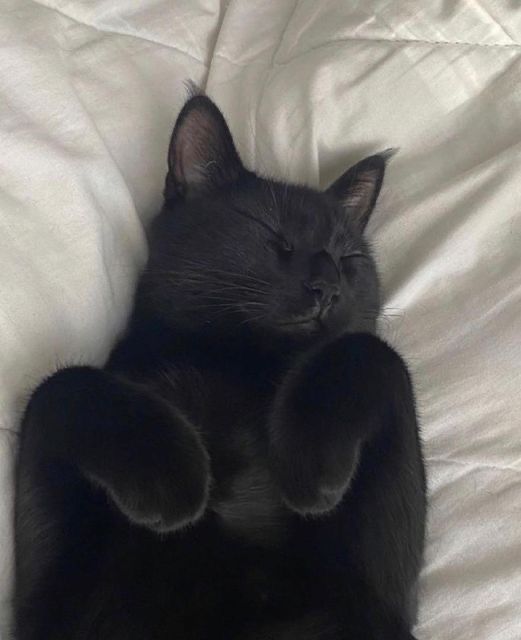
[15,93,426,640]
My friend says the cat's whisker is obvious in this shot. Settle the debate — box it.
[159,276,271,299]
[163,264,271,288]
[267,181,280,219]
[381,306,404,314]
[157,270,270,290]
[181,286,269,300]
[238,315,264,327]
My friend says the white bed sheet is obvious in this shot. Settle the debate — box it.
[1,1,520,638]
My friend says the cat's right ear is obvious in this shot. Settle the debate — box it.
[164,93,245,201]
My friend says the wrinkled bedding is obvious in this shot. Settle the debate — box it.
[1,1,520,638]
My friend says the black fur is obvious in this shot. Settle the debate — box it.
[14,92,426,639]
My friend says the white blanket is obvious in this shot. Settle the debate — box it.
[1,1,520,638]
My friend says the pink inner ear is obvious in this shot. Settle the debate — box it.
[174,139,187,185]
[343,172,377,211]
[174,114,210,186]
[168,95,244,195]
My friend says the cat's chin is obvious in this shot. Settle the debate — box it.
[269,315,360,341]
[274,317,322,335]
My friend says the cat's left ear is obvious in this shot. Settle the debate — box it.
[165,93,245,201]
[326,150,395,231]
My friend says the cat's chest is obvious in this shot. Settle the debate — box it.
[160,364,290,545]
[210,453,289,546]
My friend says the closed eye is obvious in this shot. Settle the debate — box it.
[229,206,293,255]
[341,252,367,260]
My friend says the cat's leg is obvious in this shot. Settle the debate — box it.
[269,333,425,628]
[243,607,418,640]
[18,366,210,530]
[269,332,423,516]
[15,366,210,638]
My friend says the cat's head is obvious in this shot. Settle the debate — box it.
[140,93,389,346]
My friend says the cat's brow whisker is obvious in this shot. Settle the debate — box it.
[267,181,279,215]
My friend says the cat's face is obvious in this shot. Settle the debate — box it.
[141,94,388,344]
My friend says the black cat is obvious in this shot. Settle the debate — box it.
[14,91,426,640]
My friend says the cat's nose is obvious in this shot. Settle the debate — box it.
[305,280,340,310]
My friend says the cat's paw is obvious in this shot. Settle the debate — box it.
[92,410,211,534]
[270,426,361,516]
[269,333,392,516]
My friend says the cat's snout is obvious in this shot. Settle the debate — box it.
[304,279,340,314]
